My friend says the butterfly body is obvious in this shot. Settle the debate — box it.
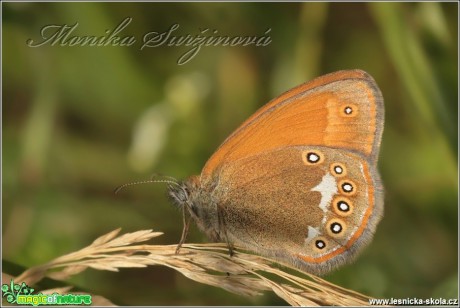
[169,70,384,275]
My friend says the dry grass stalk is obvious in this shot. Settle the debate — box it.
[11,228,372,306]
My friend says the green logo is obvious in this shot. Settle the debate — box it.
[2,280,92,306]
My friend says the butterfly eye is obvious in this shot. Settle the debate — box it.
[341,103,358,117]
[330,222,342,233]
[315,239,326,250]
[168,184,189,207]
[332,197,354,216]
[330,163,347,177]
[302,150,324,165]
[312,236,329,252]
[183,186,190,197]
[326,218,347,237]
[339,179,357,196]
[181,187,199,215]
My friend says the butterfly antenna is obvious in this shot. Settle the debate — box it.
[149,173,180,183]
[114,179,181,194]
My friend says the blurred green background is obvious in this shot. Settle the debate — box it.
[2,1,458,305]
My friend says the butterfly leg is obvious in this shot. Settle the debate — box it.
[217,205,235,256]
[175,207,192,254]
[226,240,235,257]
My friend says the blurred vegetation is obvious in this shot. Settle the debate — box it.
[2,2,458,305]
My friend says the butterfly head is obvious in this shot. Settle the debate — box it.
[167,175,203,215]
[168,175,222,241]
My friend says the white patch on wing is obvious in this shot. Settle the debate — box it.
[360,163,365,177]
[311,172,338,212]
[321,215,327,225]
[305,226,320,242]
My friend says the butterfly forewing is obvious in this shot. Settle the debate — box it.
[201,70,384,178]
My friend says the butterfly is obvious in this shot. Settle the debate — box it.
[168,69,384,275]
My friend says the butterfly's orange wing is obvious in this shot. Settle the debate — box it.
[201,70,384,178]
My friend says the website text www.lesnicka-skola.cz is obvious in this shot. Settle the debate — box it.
[369,297,458,306]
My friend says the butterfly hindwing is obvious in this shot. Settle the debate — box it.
[212,145,383,275]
